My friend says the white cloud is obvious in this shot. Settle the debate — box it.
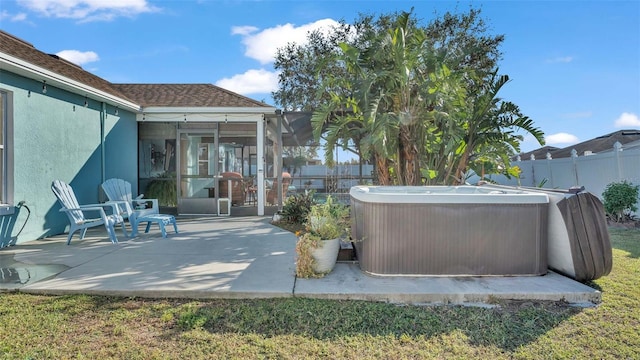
[231,26,259,36]
[545,132,580,145]
[0,10,28,21]
[546,56,573,63]
[215,69,279,95]
[13,12,28,21]
[232,18,339,65]
[16,0,159,22]
[614,112,640,128]
[56,50,99,65]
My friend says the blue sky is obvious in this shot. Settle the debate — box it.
[1,0,639,153]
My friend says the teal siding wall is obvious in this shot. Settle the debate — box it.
[0,70,138,245]
[104,109,138,192]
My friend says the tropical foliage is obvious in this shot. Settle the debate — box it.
[602,180,639,222]
[144,172,177,207]
[281,191,317,224]
[295,196,350,278]
[273,8,545,185]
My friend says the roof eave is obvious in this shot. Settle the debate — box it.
[139,106,279,122]
[142,106,277,114]
[0,52,141,112]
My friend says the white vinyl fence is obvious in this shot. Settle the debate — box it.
[486,142,640,211]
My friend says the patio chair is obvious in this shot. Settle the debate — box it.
[51,180,128,244]
[266,172,292,205]
[219,171,245,206]
[101,178,159,227]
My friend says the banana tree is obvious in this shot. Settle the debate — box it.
[310,48,399,185]
[450,70,544,185]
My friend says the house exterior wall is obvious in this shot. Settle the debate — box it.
[104,108,138,192]
[0,70,138,246]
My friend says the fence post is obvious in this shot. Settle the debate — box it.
[571,149,579,186]
[515,155,522,186]
[613,141,623,180]
[528,154,536,187]
[546,152,554,188]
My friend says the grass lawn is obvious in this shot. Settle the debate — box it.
[1,228,638,359]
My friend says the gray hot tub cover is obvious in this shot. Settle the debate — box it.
[556,191,612,281]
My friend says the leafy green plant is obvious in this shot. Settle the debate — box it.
[602,180,639,222]
[145,172,177,207]
[306,195,350,240]
[295,196,350,278]
[537,178,548,188]
[281,191,316,224]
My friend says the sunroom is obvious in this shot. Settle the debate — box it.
[115,83,308,217]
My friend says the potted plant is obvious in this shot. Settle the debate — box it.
[144,171,177,207]
[295,195,350,278]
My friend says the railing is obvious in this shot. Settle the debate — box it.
[285,164,375,194]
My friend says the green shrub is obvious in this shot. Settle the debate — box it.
[145,172,177,207]
[602,180,639,222]
[281,191,317,224]
[306,195,350,240]
[295,196,350,278]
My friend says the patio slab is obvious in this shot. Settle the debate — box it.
[294,264,601,304]
[0,216,601,305]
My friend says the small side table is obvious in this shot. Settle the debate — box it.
[133,214,179,238]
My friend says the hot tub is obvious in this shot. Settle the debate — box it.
[350,186,549,276]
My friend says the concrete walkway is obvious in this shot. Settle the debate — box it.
[0,216,601,305]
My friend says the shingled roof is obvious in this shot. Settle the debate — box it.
[1,30,273,111]
[515,129,640,160]
[0,30,134,102]
[513,146,560,161]
[549,129,640,158]
[112,83,271,108]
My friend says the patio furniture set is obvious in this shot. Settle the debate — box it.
[51,179,178,244]
[51,171,294,244]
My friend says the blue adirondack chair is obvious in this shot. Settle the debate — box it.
[51,180,128,244]
[101,178,159,229]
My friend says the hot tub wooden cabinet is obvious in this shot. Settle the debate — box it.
[350,186,549,276]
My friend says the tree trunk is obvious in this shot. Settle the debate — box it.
[374,153,391,185]
[453,148,471,185]
[453,131,477,185]
[399,125,420,185]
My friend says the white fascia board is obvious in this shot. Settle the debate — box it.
[142,106,277,114]
[140,112,266,123]
[0,52,140,112]
[139,107,278,123]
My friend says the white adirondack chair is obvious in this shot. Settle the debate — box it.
[101,178,159,228]
[51,180,128,244]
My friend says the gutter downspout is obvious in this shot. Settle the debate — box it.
[100,102,106,185]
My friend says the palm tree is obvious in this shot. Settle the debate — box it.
[310,11,543,187]
[310,58,397,185]
[312,11,464,186]
[449,70,544,184]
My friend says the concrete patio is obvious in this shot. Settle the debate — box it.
[0,216,601,305]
